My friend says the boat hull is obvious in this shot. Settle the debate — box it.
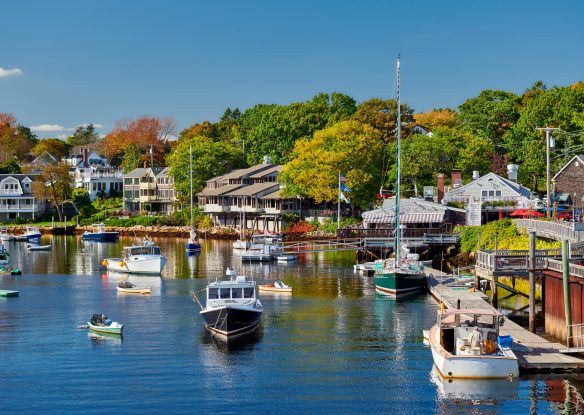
[87,322,123,335]
[27,245,52,251]
[104,256,167,275]
[81,232,119,242]
[185,242,201,252]
[429,325,519,379]
[374,271,426,296]
[117,286,152,294]
[200,306,262,339]
[258,284,292,293]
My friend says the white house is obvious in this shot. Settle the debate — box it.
[73,166,123,201]
[0,174,45,221]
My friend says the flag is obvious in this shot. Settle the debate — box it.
[340,191,349,203]
[339,173,347,182]
[340,182,352,193]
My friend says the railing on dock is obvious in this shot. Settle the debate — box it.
[515,219,584,243]
[281,238,364,254]
[567,323,584,351]
[544,258,584,279]
[476,249,584,276]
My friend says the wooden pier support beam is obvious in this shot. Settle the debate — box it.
[562,239,572,346]
[529,231,536,333]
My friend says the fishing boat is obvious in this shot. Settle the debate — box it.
[0,243,11,265]
[21,226,41,241]
[117,281,151,294]
[374,56,426,297]
[87,313,123,335]
[275,254,296,262]
[0,227,14,241]
[240,246,272,262]
[185,145,202,254]
[26,243,52,251]
[258,281,292,293]
[428,308,519,379]
[102,242,167,275]
[81,223,119,242]
[198,274,263,340]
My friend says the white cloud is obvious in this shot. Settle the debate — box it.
[77,123,104,129]
[0,67,23,78]
[31,124,66,132]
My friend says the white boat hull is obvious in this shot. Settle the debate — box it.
[117,286,152,294]
[104,256,167,275]
[233,240,250,250]
[429,326,519,379]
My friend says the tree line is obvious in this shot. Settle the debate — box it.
[1,80,583,214]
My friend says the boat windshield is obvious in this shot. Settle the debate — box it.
[208,286,254,300]
[128,246,161,256]
[439,313,497,329]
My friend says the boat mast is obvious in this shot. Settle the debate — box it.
[189,144,194,238]
[394,55,401,265]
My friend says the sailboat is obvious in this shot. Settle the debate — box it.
[186,144,202,254]
[232,203,250,250]
[374,56,427,297]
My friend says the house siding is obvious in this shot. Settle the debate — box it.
[554,160,584,210]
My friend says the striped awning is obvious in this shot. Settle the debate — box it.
[362,212,444,224]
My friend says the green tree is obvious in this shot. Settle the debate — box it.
[167,134,245,202]
[67,124,100,146]
[351,98,414,143]
[0,159,21,174]
[121,143,144,173]
[71,187,94,218]
[31,138,69,159]
[32,162,73,222]
[280,120,383,209]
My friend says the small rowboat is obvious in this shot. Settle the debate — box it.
[258,281,292,293]
[117,281,151,294]
[87,313,123,335]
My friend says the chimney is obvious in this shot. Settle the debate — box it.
[82,148,89,166]
[437,174,445,203]
[507,164,518,182]
[451,169,462,188]
[143,161,148,168]
[472,170,480,180]
[263,155,272,164]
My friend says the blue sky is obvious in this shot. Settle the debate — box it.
[1,0,583,138]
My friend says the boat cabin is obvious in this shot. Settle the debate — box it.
[437,309,505,356]
[206,276,257,306]
[123,245,162,258]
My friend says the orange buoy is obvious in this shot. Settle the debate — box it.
[102,260,108,267]
[119,261,125,267]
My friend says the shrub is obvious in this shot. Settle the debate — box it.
[286,221,316,234]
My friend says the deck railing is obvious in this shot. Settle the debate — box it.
[515,219,584,243]
[567,323,584,349]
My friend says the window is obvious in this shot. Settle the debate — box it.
[232,288,243,298]
[482,191,487,197]
[208,288,219,299]
[489,191,494,197]
[124,178,132,185]
[220,288,231,299]
[243,287,254,298]
[495,190,501,197]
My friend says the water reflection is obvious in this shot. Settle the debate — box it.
[431,366,519,401]
[88,330,123,345]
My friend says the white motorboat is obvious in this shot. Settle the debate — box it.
[0,227,14,241]
[0,243,11,265]
[259,280,292,293]
[199,274,263,340]
[27,243,52,251]
[240,247,272,262]
[429,308,519,379]
[22,226,41,241]
[102,243,167,275]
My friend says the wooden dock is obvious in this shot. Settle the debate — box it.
[424,268,584,373]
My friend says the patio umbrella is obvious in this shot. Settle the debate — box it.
[527,210,544,217]
[509,209,528,217]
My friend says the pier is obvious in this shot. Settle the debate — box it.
[425,269,584,373]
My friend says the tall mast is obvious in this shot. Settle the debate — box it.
[394,55,401,265]
[189,144,194,233]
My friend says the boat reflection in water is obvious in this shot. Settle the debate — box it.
[88,330,123,345]
[431,365,519,402]
[200,325,263,352]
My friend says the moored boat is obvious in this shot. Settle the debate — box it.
[81,223,119,242]
[116,281,151,294]
[185,145,202,254]
[258,281,292,293]
[199,274,263,340]
[428,308,519,379]
[0,227,14,241]
[22,226,41,242]
[87,313,123,335]
[102,242,167,275]
[26,243,52,251]
[0,243,11,265]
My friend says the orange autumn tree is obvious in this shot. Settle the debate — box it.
[102,116,175,171]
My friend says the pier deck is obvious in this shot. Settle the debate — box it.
[424,269,584,373]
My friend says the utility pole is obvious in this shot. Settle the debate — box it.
[149,144,154,168]
[536,127,560,218]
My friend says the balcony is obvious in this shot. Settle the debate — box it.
[140,195,158,202]
[0,189,23,196]
[203,204,230,213]
[231,205,264,213]
[140,182,157,191]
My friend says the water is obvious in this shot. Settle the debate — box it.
[0,235,582,414]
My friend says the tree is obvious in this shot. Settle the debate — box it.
[167,134,245,201]
[0,113,38,163]
[0,159,21,174]
[32,162,73,222]
[121,143,144,173]
[351,98,414,143]
[67,124,100,146]
[414,108,457,130]
[31,138,69,159]
[101,116,175,165]
[71,187,94,218]
[280,120,383,209]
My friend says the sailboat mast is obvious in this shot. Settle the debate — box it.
[394,55,401,264]
[190,144,194,232]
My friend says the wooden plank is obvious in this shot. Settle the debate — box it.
[424,268,584,373]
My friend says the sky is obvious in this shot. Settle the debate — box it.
[1,0,583,139]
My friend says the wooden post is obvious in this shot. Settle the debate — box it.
[529,231,536,333]
[562,239,572,346]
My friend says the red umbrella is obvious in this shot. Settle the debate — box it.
[527,210,544,217]
[510,209,528,217]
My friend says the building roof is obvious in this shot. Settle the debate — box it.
[261,189,284,199]
[198,184,242,196]
[124,167,166,178]
[362,198,464,224]
[220,163,276,180]
[223,182,279,197]
[0,174,37,182]
[249,165,283,178]
[552,155,584,181]
[444,172,532,199]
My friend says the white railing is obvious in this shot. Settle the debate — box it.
[515,219,584,243]
[567,323,584,350]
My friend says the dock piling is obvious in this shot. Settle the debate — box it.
[562,239,572,346]
[529,231,536,333]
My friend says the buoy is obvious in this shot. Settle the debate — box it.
[119,261,125,267]
[102,260,108,267]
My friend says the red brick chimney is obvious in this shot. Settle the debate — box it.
[437,174,445,203]
[143,161,148,168]
[451,169,462,188]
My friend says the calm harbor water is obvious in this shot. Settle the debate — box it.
[0,235,582,414]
